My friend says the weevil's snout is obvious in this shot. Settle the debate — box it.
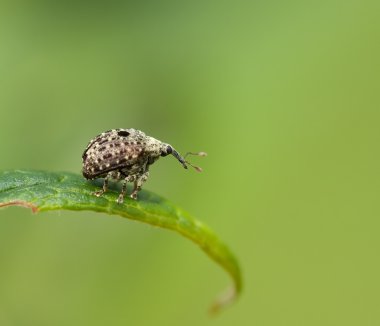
[161,144,187,169]
[171,149,207,172]
[169,148,187,168]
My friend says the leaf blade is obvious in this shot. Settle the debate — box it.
[0,170,242,312]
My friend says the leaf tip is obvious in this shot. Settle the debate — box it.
[208,286,238,315]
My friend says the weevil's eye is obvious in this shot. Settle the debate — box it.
[161,145,172,157]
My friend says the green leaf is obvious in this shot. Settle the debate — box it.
[0,170,242,313]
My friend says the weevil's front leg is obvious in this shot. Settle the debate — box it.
[92,173,110,197]
[130,171,149,200]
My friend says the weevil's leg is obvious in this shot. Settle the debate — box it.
[130,171,149,200]
[92,173,110,197]
[117,179,128,204]
[130,181,138,200]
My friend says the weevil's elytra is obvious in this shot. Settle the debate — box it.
[82,128,206,203]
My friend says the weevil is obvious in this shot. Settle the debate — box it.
[82,128,206,203]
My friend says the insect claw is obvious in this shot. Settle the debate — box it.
[117,194,125,204]
[92,190,104,197]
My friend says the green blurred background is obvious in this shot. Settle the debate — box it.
[0,0,379,325]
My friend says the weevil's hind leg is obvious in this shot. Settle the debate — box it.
[117,179,128,204]
[130,171,149,200]
[92,174,110,197]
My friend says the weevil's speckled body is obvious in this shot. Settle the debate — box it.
[82,128,190,202]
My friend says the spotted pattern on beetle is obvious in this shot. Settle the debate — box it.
[82,128,206,203]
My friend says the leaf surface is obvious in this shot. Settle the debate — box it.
[0,170,241,313]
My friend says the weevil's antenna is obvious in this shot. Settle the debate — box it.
[172,150,207,172]
[184,152,207,172]
[184,152,208,159]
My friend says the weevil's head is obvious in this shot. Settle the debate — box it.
[160,143,206,172]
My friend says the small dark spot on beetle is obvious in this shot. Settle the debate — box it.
[114,143,121,147]
[98,139,108,145]
[103,153,113,159]
[128,155,133,160]
[99,146,106,152]
[118,130,130,137]
[109,143,114,148]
